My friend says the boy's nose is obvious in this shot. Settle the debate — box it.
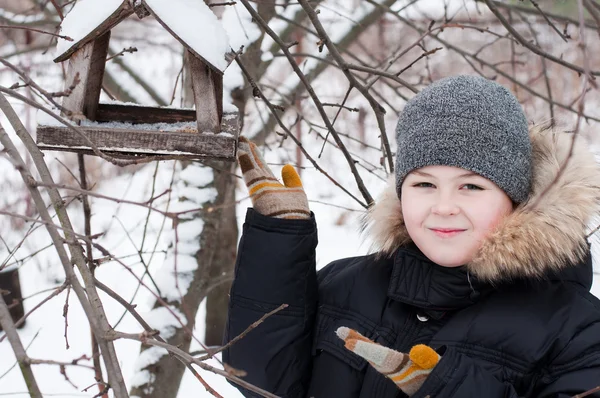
[431,195,460,216]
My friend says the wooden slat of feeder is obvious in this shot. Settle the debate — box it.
[36,111,239,160]
[187,51,222,133]
[37,126,236,158]
[95,103,197,124]
[62,31,111,121]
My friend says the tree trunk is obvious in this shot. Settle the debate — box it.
[203,161,238,347]
[129,161,237,397]
[202,0,280,349]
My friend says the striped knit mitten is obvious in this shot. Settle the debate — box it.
[237,137,310,219]
[336,327,440,395]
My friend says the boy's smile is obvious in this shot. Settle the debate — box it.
[401,165,514,267]
[428,227,467,239]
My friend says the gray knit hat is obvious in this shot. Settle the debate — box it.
[395,75,532,203]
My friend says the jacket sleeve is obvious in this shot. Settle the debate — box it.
[223,208,319,398]
[414,326,600,398]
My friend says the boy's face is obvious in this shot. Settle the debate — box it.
[401,165,513,268]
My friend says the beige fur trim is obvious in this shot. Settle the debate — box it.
[363,126,600,282]
[361,174,409,256]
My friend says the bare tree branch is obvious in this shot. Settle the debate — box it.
[107,329,281,398]
[482,0,599,78]
[0,25,72,40]
[0,95,129,397]
[528,0,570,42]
[0,293,43,398]
[235,56,368,208]
[298,0,394,175]
[238,0,375,205]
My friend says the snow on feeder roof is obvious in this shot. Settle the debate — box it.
[55,0,234,74]
[39,0,239,161]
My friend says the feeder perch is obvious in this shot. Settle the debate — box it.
[36,0,239,160]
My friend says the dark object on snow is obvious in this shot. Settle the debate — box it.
[0,268,24,331]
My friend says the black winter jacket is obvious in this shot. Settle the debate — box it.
[224,127,600,398]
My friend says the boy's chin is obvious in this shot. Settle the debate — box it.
[435,261,466,268]
[420,250,471,268]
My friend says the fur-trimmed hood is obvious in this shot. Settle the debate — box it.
[363,126,600,282]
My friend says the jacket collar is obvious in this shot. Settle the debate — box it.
[387,243,594,315]
[388,244,492,315]
[363,125,600,285]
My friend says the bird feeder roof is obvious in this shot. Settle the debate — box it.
[54,0,233,74]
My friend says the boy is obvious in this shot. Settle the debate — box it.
[224,75,600,397]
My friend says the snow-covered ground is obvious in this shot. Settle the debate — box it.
[0,0,599,397]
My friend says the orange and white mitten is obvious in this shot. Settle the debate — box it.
[237,137,310,220]
[337,327,440,395]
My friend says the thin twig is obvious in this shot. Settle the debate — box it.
[347,63,418,92]
[529,0,569,42]
[106,46,138,62]
[584,0,600,37]
[395,47,442,76]
[62,284,71,349]
[573,386,600,398]
[322,102,359,112]
[0,281,67,336]
[318,85,353,158]
[235,55,368,208]
[198,304,288,360]
[366,0,600,123]
[0,329,41,382]
[297,0,393,179]
[209,1,236,6]
[483,0,599,78]
[483,0,597,30]
[0,25,72,40]
[238,0,375,205]
[577,0,598,89]
[106,330,280,398]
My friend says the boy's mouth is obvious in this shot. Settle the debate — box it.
[429,228,466,238]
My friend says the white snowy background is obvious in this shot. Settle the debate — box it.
[0,0,599,397]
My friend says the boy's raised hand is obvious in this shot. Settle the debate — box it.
[237,137,310,219]
[336,327,440,396]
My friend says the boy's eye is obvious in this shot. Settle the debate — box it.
[462,184,483,191]
[413,182,435,188]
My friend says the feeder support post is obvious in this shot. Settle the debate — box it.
[187,51,222,133]
[62,31,111,121]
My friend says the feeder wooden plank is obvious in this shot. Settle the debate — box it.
[37,125,236,159]
[95,103,197,124]
[62,31,111,120]
[188,51,221,133]
[36,111,239,160]
[54,0,133,63]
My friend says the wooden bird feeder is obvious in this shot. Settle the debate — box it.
[36,0,239,160]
